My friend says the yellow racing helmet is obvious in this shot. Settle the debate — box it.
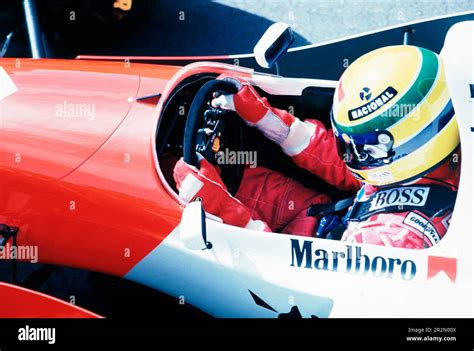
[331,45,459,187]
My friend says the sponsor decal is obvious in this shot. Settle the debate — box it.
[467,84,472,141]
[348,86,398,121]
[367,170,394,182]
[359,87,372,101]
[212,136,221,153]
[441,213,452,231]
[290,239,417,281]
[427,256,457,283]
[369,186,430,211]
[403,212,440,246]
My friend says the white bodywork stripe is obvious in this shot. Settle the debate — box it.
[0,66,17,100]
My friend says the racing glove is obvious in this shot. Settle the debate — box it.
[211,75,316,156]
[173,157,270,231]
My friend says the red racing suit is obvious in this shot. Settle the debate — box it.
[234,118,359,236]
[340,160,459,249]
[173,78,460,249]
[234,117,459,249]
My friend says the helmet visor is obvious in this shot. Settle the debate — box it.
[334,128,395,169]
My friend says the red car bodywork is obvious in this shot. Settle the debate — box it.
[0,58,243,277]
[0,282,101,318]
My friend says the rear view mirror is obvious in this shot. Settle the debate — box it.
[179,201,213,251]
[254,22,295,69]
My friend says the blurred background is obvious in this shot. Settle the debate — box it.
[1,0,472,58]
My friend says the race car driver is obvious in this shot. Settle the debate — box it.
[173,45,460,249]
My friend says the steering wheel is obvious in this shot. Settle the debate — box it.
[183,79,244,196]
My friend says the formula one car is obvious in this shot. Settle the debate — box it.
[0,9,473,317]
[0,282,101,318]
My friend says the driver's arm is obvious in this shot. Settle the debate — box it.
[173,157,270,231]
[290,118,361,192]
[212,76,360,192]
